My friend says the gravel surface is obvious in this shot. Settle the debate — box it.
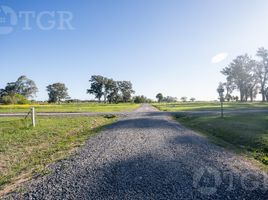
[5,104,268,199]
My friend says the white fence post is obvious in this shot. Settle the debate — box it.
[31,107,36,127]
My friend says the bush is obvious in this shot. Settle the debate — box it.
[262,156,268,165]
[1,94,29,105]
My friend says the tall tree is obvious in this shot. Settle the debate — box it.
[87,75,135,103]
[180,97,187,102]
[0,82,17,97]
[256,47,268,102]
[15,75,38,99]
[87,75,105,102]
[106,79,120,103]
[118,81,135,102]
[47,83,69,103]
[156,93,164,102]
[221,54,256,102]
[190,97,196,102]
[0,75,38,99]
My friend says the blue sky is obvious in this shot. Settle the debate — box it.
[1,0,268,101]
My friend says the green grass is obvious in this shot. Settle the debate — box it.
[0,103,139,113]
[174,113,268,165]
[0,116,116,191]
[153,102,268,112]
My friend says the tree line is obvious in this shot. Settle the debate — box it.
[87,75,135,103]
[155,93,196,103]
[218,47,268,102]
[0,75,135,104]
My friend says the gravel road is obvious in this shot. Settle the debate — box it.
[5,104,268,199]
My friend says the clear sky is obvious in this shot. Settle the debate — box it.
[1,0,268,101]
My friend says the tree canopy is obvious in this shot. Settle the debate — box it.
[156,93,164,102]
[47,83,69,103]
[87,75,135,103]
[220,48,268,102]
[0,75,38,99]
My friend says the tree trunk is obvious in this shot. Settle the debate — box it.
[104,93,107,103]
[240,89,244,102]
[250,94,253,102]
[262,92,266,102]
[261,86,266,102]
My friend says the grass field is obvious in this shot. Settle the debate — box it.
[175,113,268,165]
[0,116,116,192]
[0,103,139,113]
[153,102,268,112]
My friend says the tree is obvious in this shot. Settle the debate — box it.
[118,81,135,102]
[87,75,105,102]
[0,75,38,99]
[221,54,256,102]
[264,88,268,102]
[87,75,135,103]
[180,97,187,102]
[0,83,16,98]
[15,76,38,99]
[156,93,164,102]
[106,79,120,103]
[47,83,69,103]
[190,97,196,102]
[133,95,150,103]
[223,82,235,101]
[233,96,239,102]
[103,77,111,103]
[163,96,177,103]
[225,94,232,102]
[256,47,268,101]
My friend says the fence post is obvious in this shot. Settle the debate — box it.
[221,101,223,118]
[31,107,36,127]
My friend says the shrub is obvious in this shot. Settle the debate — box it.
[1,94,29,105]
[262,156,268,165]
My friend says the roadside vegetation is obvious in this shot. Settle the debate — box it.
[0,103,139,113]
[217,47,268,103]
[153,101,268,112]
[0,116,116,192]
[0,75,137,105]
[174,113,268,165]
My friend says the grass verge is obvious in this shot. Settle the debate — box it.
[153,102,268,112]
[0,116,116,194]
[174,113,268,165]
[0,103,140,113]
